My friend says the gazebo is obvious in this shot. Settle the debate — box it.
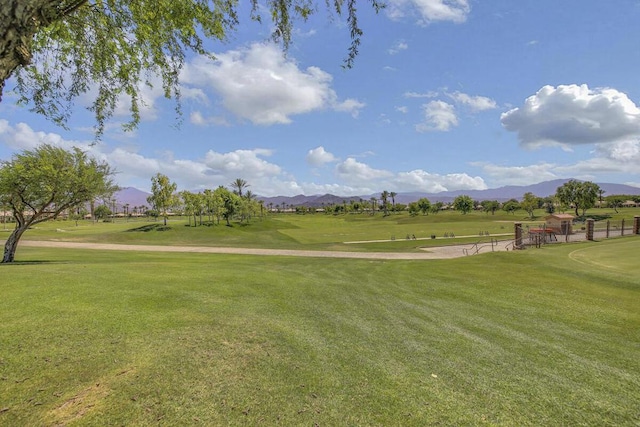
[545,213,574,235]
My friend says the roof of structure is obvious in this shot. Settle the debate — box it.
[545,214,575,220]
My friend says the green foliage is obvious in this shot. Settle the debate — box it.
[215,185,241,226]
[93,204,111,220]
[230,178,249,197]
[453,195,473,214]
[555,180,601,216]
[7,0,383,136]
[480,199,499,215]
[521,192,540,219]
[502,199,520,215]
[147,173,178,226]
[181,190,206,226]
[0,144,115,262]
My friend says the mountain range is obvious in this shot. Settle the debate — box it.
[111,179,640,210]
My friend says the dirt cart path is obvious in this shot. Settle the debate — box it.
[19,240,512,260]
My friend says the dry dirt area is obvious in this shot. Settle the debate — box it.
[19,240,514,260]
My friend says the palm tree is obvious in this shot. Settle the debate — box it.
[390,191,397,212]
[598,189,606,208]
[380,190,390,216]
[230,178,249,197]
[370,197,377,215]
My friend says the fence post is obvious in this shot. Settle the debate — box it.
[606,220,610,238]
[586,218,595,241]
[514,222,523,249]
[634,216,640,235]
[621,219,625,236]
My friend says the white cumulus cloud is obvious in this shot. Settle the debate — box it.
[181,43,363,125]
[416,100,458,132]
[447,91,497,111]
[501,84,640,148]
[335,158,394,185]
[306,146,338,167]
[387,0,471,24]
[388,41,409,55]
[472,162,559,186]
[395,169,487,192]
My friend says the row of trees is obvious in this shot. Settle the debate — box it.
[0,146,635,264]
[287,184,638,218]
[146,174,262,227]
[0,144,265,263]
[310,181,623,219]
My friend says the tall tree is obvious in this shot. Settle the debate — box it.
[0,144,116,263]
[598,188,606,208]
[416,197,431,215]
[369,197,377,215]
[520,192,540,219]
[453,195,474,215]
[147,173,177,226]
[181,190,197,227]
[380,190,390,216]
[480,200,499,215]
[430,201,443,214]
[1,1,382,136]
[576,181,601,216]
[502,199,520,215]
[555,180,601,217]
[215,186,240,226]
[555,179,581,216]
[94,204,112,221]
[230,178,249,198]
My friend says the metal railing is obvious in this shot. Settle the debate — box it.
[463,238,500,256]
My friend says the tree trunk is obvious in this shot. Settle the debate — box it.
[2,225,26,263]
[1,1,35,101]
[0,1,88,101]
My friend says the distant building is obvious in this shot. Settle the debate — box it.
[545,213,574,235]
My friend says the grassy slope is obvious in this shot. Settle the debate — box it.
[1,238,639,426]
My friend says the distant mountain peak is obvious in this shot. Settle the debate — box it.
[254,179,640,207]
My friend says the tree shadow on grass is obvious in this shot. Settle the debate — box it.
[1,260,68,266]
[124,224,172,232]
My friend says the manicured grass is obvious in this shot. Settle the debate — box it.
[10,208,637,254]
[1,238,639,425]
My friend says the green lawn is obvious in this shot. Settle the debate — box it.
[1,237,639,425]
[8,208,629,252]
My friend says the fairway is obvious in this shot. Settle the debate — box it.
[568,239,640,274]
[1,236,639,425]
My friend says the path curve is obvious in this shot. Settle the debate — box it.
[19,240,511,260]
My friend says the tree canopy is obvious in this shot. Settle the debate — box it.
[520,192,540,219]
[453,195,473,215]
[147,173,178,226]
[0,144,116,262]
[1,0,382,137]
[555,179,601,217]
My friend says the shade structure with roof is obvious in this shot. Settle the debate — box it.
[545,213,575,235]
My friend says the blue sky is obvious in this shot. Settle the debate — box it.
[2,0,640,196]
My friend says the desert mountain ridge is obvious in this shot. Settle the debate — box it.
[111,179,640,209]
